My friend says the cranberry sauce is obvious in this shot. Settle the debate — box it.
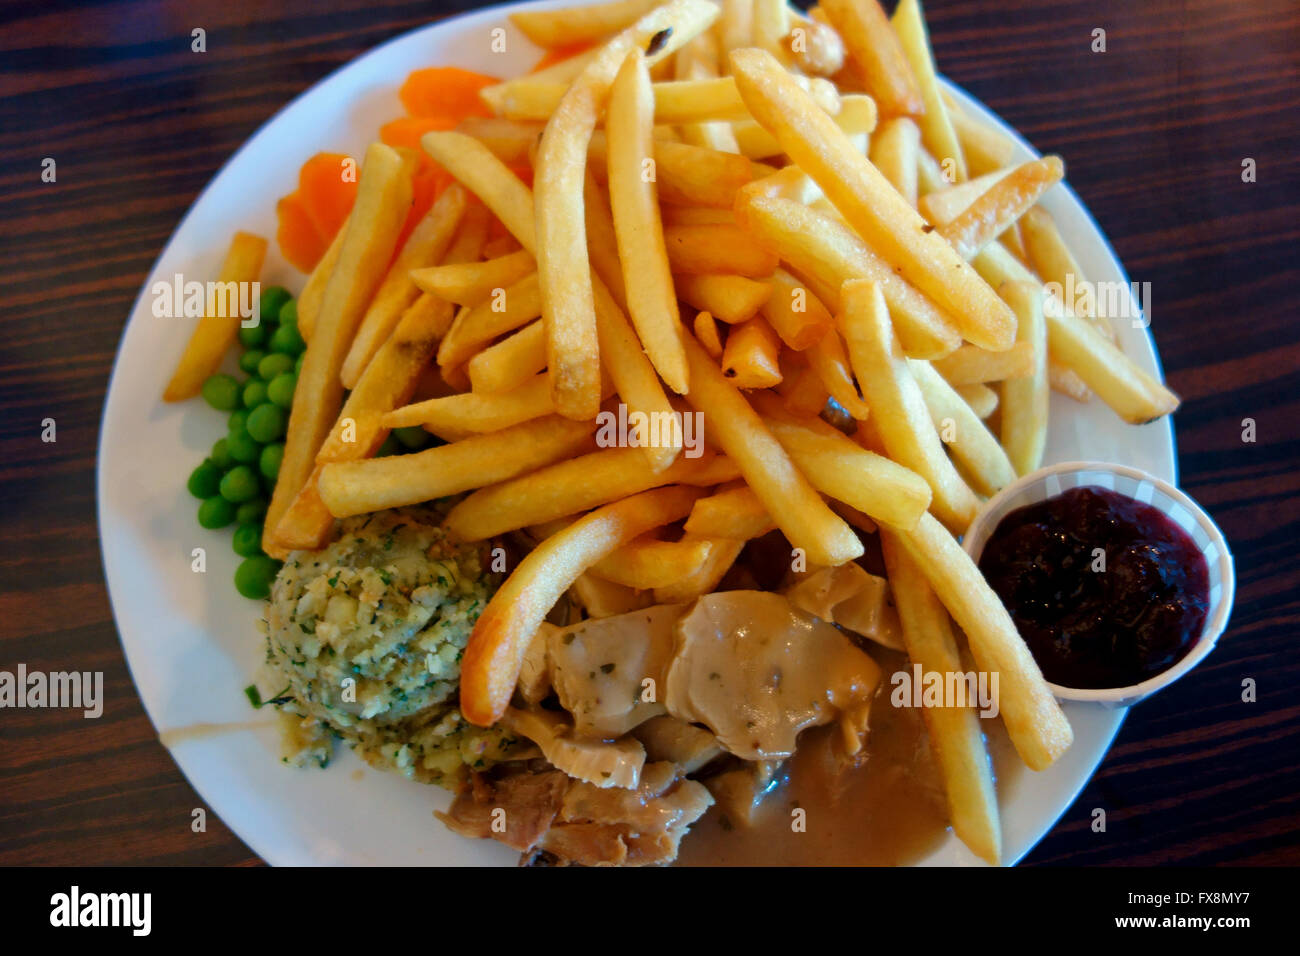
[978,486,1210,689]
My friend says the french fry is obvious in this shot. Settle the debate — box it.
[917,166,1014,226]
[940,89,1014,177]
[938,157,1064,261]
[590,133,756,207]
[582,173,630,309]
[296,217,347,343]
[878,528,1002,865]
[732,92,877,160]
[840,278,980,534]
[437,271,542,369]
[1021,205,1117,342]
[789,8,847,77]
[998,282,1049,476]
[264,144,412,557]
[341,184,467,388]
[870,116,921,207]
[719,0,754,53]
[383,372,556,437]
[721,315,783,388]
[676,33,742,154]
[915,145,948,195]
[805,327,871,420]
[653,535,745,603]
[445,445,737,541]
[590,534,715,589]
[454,116,543,165]
[753,0,793,65]
[442,201,491,265]
[972,241,1179,422]
[664,223,779,275]
[680,331,863,567]
[760,268,834,350]
[533,0,719,419]
[607,50,689,394]
[676,273,772,323]
[776,352,831,416]
[932,342,1035,386]
[510,0,663,48]
[730,49,1017,348]
[591,274,684,471]
[684,483,776,540]
[753,395,933,530]
[162,231,267,401]
[737,194,961,360]
[1049,360,1092,402]
[660,205,735,226]
[693,310,725,358]
[894,512,1075,771]
[481,235,522,259]
[956,382,998,419]
[891,0,966,180]
[317,415,594,518]
[909,359,1017,497]
[410,248,535,307]
[422,132,537,253]
[820,0,922,117]
[571,571,654,618]
[467,319,548,393]
[460,485,705,726]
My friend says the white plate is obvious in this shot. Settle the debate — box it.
[98,0,1176,867]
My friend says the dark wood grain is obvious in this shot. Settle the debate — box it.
[1,0,1297,867]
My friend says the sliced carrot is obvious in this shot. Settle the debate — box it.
[276,192,327,273]
[298,152,357,241]
[399,67,498,120]
[381,115,454,151]
[531,41,594,73]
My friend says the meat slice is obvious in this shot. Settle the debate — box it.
[632,715,725,774]
[435,768,569,853]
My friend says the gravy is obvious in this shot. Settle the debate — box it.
[678,649,1020,866]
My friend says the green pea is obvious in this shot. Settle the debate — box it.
[232,523,265,558]
[259,442,284,482]
[295,352,306,374]
[279,298,298,329]
[267,371,296,409]
[376,433,400,457]
[392,426,429,450]
[246,403,286,443]
[226,427,261,464]
[239,349,266,375]
[201,374,241,411]
[243,379,270,409]
[228,408,250,435]
[235,498,268,524]
[259,286,292,324]
[269,322,305,356]
[238,322,267,349]
[257,352,295,381]
[187,460,223,499]
[198,495,236,529]
[235,555,282,600]
[210,437,233,471]
[219,465,260,503]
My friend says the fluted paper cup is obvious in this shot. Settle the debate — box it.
[962,461,1235,707]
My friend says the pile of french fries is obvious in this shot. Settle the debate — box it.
[167,0,1182,865]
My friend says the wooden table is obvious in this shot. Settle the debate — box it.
[1,0,1296,866]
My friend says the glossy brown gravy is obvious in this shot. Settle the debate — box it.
[677,649,1021,866]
